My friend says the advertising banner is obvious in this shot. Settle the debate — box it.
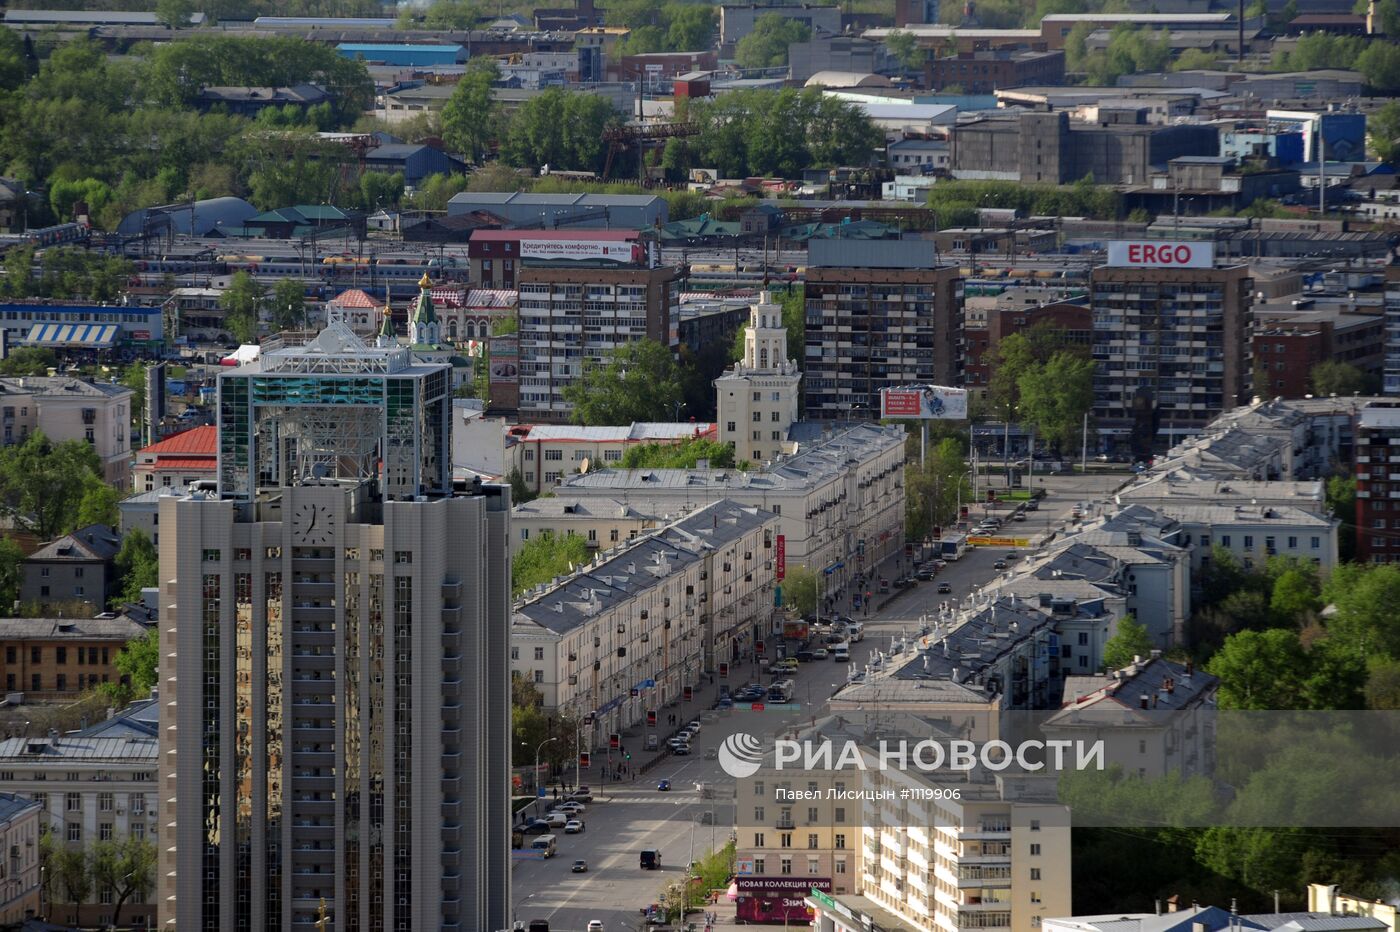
[1106,241,1214,268]
[519,240,642,263]
[880,385,969,420]
[775,535,786,580]
[489,336,519,384]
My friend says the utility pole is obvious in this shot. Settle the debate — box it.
[1080,410,1089,475]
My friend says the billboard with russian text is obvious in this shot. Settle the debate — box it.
[880,385,968,420]
[519,239,642,263]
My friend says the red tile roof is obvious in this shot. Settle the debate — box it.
[329,289,382,308]
[142,426,216,457]
[150,457,217,472]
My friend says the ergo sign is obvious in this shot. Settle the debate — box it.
[1106,241,1214,269]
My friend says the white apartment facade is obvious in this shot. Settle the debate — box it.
[0,377,133,486]
[511,500,779,742]
[0,793,41,928]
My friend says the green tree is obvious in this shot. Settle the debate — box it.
[688,89,879,181]
[1171,48,1222,71]
[782,564,819,616]
[1357,40,1400,93]
[0,28,25,93]
[0,346,57,376]
[734,13,812,69]
[271,278,307,332]
[619,438,737,469]
[906,437,972,541]
[89,835,157,930]
[156,0,195,27]
[1364,655,1400,709]
[220,271,265,343]
[512,530,591,596]
[1207,628,1310,710]
[1326,475,1356,562]
[501,89,617,174]
[1310,360,1373,397]
[49,177,113,221]
[0,536,23,614]
[0,432,104,539]
[507,466,536,505]
[1322,563,1400,659]
[666,4,716,50]
[358,170,405,211]
[75,480,121,530]
[441,58,500,163]
[562,339,683,425]
[886,30,927,73]
[97,627,157,708]
[1270,567,1321,628]
[52,841,91,905]
[1017,351,1095,454]
[113,529,159,606]
[1369,100,1400,163]
[1101,614,1152,671]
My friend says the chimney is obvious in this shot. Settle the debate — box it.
[1156,901,1163,917]
[1133,654,1142,665]
[1168,896,1180,914]
[1139,694,1150,709]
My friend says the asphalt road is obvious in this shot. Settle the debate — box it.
[511,473,1125,932]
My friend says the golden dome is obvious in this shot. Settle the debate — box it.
[418,272,432,289]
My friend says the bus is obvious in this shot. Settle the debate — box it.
[767,679,794,702]
[940,533,967,562]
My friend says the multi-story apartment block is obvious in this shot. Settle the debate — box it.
[510,497,659,556]
[1146,502,1339,574]
[157,324,512,932]
[804,239,963,421]
[0,697,160,928]
[507,422,717,495]
[511,499,778,741]
[1090,243,1253,454]
[1385,263,1400,396]
[0,615,148,700]
[20,523,123,613]
[1354,402,1400,564]
[715,292,803,465]
[554,424,907,597]
[1047,652,1219,779]
[0,793,41,927]
[0,376,133,486]
[1117,474,1328,516]
[516,261,685,421]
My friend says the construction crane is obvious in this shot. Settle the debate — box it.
[600,122,700,182]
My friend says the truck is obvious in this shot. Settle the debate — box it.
[640,848,662,870]
[940,533,967,561]
[845,622,865,643]
[832,643,850,662]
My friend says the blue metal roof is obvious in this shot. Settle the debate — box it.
[337,43,465,52]
[0,303,158,315]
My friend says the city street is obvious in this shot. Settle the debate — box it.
[511,473,1125,932]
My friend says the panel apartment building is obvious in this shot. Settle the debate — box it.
[157,325,511,932]
[1090,242,1253,456]
[517,260,685,422]
[804,239,963,421]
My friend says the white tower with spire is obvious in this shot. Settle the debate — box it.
[714,290,802,465]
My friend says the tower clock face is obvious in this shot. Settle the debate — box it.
[293,503,337,546]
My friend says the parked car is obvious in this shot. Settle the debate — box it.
[541,812,568,827]
[795,650,814,662]
[565,819,586,834]
[572,859,588,873]
[565,789,593,803]
[1013,513,1027,522]
[673,744,691,756]
[588,921,605,932]
[521,820,552,834]
[937,582,952,594]
[916,567,935,581]
[556,801,585,814]
[812,648,829,660]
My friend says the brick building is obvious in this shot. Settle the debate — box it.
[132,424,217,492]
[0,615,149,699]
[926,49,1065,93]
[1355,403,1400,564]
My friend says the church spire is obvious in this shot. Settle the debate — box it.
[375,294,395,348]
[410,272,440,346]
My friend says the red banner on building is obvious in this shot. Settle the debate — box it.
[775,535,786,580]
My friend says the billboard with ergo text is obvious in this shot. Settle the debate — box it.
[1106,241,1215,269]
[880,386,968,420]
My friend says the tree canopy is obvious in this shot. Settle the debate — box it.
[0,432,105,540]
[512,531,592,596]
[685,89,881,179]
[619,437,737,470]
[1101,615,1152,671]
[734,13,811,69]
[499,88,618,175]
[441,58,501,164]
[562,339,684,425]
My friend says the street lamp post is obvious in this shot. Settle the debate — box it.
[533,737,557,813]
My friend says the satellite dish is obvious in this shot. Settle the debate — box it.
[580,457,591,474]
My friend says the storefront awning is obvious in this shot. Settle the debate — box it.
[24,323,119,348]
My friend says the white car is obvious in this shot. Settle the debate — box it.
[541,812,568,826]
[565,819,586,834]
[588,922,605,931]
[687,720,701,732]
[556,801,586,814]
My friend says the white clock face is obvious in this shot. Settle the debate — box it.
[294,503,337,546]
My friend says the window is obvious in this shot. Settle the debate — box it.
[835,856,847,874]
[835,807,845,823]
[780,833,792,848]
[67,823,80,842]
[726,422,736,433]
[1243,536,1254,549]
[1030,819,1040,831]
[3,647,12,664]
[1030,843,1041,855]
[56,647,66,665]
[754,833,765,847]
[754,858,765,874]
[510,647,519,660]
[771,411,781,422]
[1221,535,1231,547]
[533,670,543,683]
[534,647,544,661]
[56,674,66,691]
[1030,868,1041,880]
[808,857,821,875]
[807,833,818,849]
[394,551,412,564]
[1288,536,1297,549]
[753,392,761,401]
[132,794,145,814]
[1311,537,1321,549]
[835,833,846,849]
[754,781,764,796]
[1139,740,1148,754]
[1031,892,1042,904]
[545,450,563,461]
[1077,633,1088,646]
[29,647,40,664]
[100,822,113,841]
[780,857,792,875]
[201,549,220,562]
[99,792,113,812]
[807,807,818,823]
[754,807,765,822]
[752,412,761,422]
